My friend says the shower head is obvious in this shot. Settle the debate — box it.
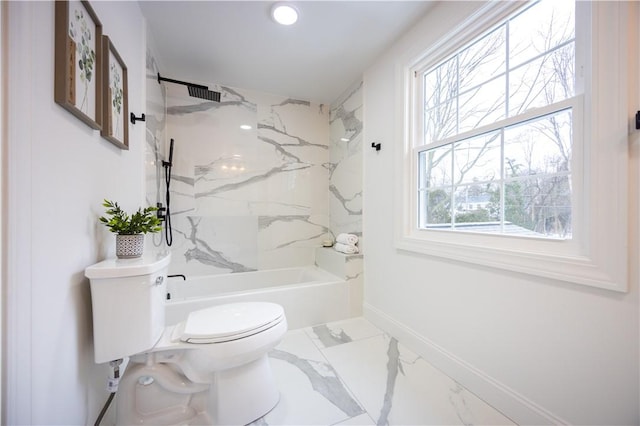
[157,73,221,102]
[188,85,221,102]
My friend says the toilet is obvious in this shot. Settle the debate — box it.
[85,252,287,425]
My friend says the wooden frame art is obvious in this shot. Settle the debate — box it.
[100,35,129,149]
[54,0,103,130]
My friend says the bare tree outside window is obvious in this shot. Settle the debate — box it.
[417,0,575,239]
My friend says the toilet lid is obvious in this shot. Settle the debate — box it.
[178,302,285,344]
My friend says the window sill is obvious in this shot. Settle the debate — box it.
[395,232,626,292]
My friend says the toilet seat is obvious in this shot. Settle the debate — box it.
[173,302,285,344]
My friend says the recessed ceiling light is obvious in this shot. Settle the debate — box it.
[271,3,298,26]
[340,137,350,142]
[240,124,252,130]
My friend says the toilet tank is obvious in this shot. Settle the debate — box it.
[85,251,171,364]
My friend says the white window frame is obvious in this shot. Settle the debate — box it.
[396,1,630,292]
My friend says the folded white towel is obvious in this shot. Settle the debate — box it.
[336,233,358,245]
[334,242,359,254]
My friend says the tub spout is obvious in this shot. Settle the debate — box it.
[168,274,186,281]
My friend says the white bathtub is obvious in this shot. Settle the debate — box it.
[165,266,351,329]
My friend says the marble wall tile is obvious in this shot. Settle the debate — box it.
[329,82,363,248]
[163,84,330,275]
[167,214,258,276]
[147,72,365,277]
[144,45,165,211]
[145,42,169,252]
[257,214,328,269]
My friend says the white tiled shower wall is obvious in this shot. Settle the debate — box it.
[145,48,363,278]
[329,82,363,246]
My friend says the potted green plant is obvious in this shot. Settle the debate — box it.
[99,199,162,259]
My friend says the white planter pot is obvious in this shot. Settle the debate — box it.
[116,234,144,259]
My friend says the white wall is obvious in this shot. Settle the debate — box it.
[362,2,639,425]
[0,2,6,423]
[4,2,147,424]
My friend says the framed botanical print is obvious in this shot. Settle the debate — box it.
[54,0,102,130]
[100,35,129,150]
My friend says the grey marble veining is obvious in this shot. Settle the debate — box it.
[259,123,329,150]
[269,349,365,418]
[259,215,314,229]
[181,216,256,273]
[166,101,221,116]
[311,324,353,348]
[449,382,475,426]
[377,338,401,426]
[329,185,363,216]
[169,173,195,187]
[195,163,312,199]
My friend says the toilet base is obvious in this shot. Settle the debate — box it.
[212,354,279,425]
[115,354,279,425]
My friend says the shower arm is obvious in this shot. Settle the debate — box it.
[157,73,208,90]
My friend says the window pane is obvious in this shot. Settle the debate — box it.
[418,146,452,188]
[504,175,572,238]
[453,131,501,184]
[508,44,574,116]
[420,188,452,228]
[504,109,572,177]
[425,99,457,142]
[509,0,575,68]
[454,183,500,232]
[424,56,457,110]
[459,76,506,132]
[458,25,506,93]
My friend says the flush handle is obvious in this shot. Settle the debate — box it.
[154,276,164,286]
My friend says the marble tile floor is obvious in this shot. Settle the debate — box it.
[251,317,516,426]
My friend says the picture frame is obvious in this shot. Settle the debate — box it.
[100,35,129,150]
[54,0,102,130]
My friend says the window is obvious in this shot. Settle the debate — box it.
[397,1,632,292]
[416,1,575,238]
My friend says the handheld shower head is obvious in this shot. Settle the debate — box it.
[163,138,174,168]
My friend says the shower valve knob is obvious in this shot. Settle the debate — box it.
[156,203,166,221]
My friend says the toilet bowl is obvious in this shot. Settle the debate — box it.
[85,252,287,425]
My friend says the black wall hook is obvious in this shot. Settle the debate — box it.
[371,142,381,151]
[130,112,146,124]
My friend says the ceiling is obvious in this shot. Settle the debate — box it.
[139,1,435,104]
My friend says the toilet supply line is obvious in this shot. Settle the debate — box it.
[94,358,122,426]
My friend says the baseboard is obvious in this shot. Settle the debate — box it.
[363,302,569,426]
